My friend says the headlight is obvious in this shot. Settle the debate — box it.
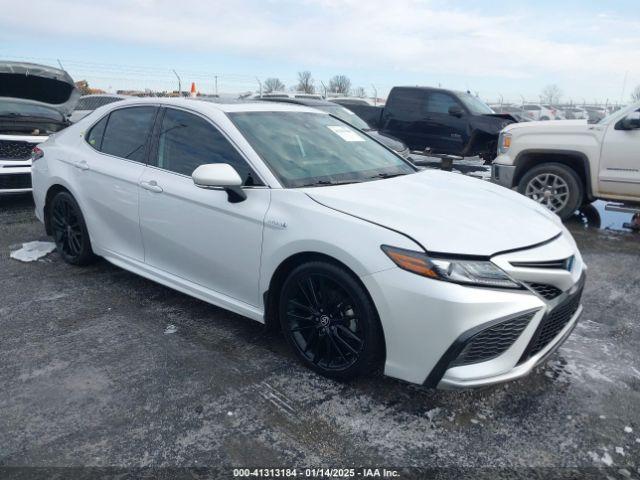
[498,132,512,154]
[381,245,522,289]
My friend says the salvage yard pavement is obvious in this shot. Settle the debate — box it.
[0,192,639,473]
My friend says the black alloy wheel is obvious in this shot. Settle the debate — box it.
[279,261,382,380]
[50,192,96,265]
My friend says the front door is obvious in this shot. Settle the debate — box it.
[138,107,270,308]
[418,92,467,155]
[598,108,640,197]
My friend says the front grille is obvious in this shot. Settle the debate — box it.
[527,283,563,300]
[0,173,32,190]
[510,256,574,271]
[450,311,535,367]
[0,140,36,160]
[519,285,583,362]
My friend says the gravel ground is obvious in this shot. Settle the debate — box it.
[0,188,639,477]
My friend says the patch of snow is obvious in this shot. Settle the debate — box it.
[164,324,178,334]
[601,452,613,466]
[10,241,56,262]
[615,446,625,456]
[617,469,631,479]
[624,426,633,433]
[600,415,607,419]
[227,411,234,416]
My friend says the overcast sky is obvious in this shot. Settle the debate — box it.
[1,0,639,103]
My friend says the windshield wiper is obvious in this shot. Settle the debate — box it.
[368,172,407,180]
[298,179,360,187]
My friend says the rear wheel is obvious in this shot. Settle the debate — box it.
[279,261,382,380]
[50,191,96,266]
[518,163,583,220]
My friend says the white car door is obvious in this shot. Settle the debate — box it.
[138,107,270,308]
[80,105,158,261]
[598,108,640,198]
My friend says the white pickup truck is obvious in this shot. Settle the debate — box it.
[492,102,640,221]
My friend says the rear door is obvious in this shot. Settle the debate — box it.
[598,108,640,197]
[79,105,158,261]
[138,107,270,307]
[380,88,427,150]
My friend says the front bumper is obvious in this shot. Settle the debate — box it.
[491,161,516,189]
[360,230,585,388]
[0,160,32,193]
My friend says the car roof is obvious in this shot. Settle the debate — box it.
[102,96,325,115]
[256,97,336,107]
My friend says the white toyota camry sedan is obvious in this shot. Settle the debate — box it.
[31,98,586,388]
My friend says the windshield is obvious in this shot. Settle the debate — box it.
[457,93,494,115]
[0,100,64,121]
[229,111,415,188]
[317,105,370,130]
[597,103,640,125]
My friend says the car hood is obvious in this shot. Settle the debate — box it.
[504,119,587,134]
[0,61,79,116]
[305,170,562,257]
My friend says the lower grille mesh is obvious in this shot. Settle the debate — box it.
[520,285,583,362]
[527,283,563,300]
[451,311,535,367]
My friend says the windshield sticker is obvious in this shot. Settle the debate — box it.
[327,125,365,142]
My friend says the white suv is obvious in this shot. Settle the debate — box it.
[492,102,640,219]
[0,62,77,193]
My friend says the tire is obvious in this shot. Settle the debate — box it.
[518,162,583,220]
[50,191,97,266]
[279,261,383,381]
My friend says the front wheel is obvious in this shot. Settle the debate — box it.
[279,261,383,380]
[518,163,583,220]
[50,191,97,265]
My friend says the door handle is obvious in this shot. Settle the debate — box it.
[75,160,90,171]
[140,180,163,193]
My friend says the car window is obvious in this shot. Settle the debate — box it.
[154,108,260,185]
[100,106,156,162]
[423,93,460,114]
[86,115,108,150]
[524,105,540,111]
[387,88,426,115]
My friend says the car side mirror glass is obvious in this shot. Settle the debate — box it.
[192,163,247,202]
[618,111,640,130]
[448,105,464,117]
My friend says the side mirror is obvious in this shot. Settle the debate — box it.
[616,111,640,130]
[192,163,247,202]
[448,105,464,118]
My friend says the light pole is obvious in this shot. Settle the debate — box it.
[172,70,182,97]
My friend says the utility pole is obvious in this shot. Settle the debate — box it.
[172,70,182,97]
[255,77,262,97]
[321,81,328,99]
[214,75,218,96]
[371,84,378,105]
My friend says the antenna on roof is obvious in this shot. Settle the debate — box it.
[57,59,64,70]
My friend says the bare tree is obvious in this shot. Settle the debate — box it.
[329,75,351,94]
[296,71,315,94]
[352,86,366,98]
[264,78,285,93]
[541,84,563,104]
[631,85,640,102]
